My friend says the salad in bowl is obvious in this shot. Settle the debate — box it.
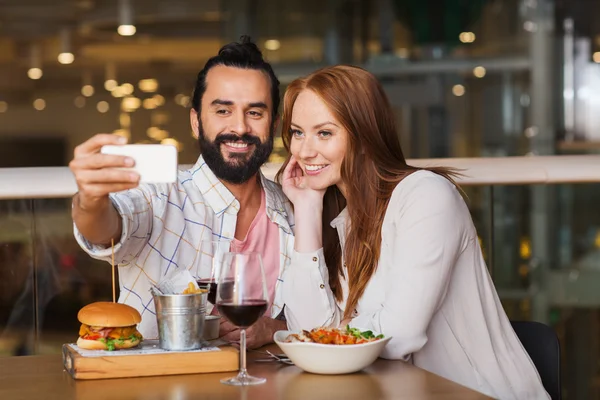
[274,326,391,374]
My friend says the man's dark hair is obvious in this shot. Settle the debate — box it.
[191,35,280,120]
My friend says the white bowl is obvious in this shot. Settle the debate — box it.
[273,330,392,375]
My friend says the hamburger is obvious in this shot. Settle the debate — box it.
[77,302,143,351]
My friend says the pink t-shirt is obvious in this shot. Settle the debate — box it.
[230,189,280,315]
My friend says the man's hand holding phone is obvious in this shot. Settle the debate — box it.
[69,134,178,246]
[69,134,140,213]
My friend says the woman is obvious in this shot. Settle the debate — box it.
[279,65,549,400]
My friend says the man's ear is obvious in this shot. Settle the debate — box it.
[190,109,200,139]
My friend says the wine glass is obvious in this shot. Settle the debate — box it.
[195,240,231,305]
[217,252,269,385]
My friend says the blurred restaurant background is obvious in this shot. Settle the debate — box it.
[0,0,600,398]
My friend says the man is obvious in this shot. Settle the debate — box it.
[69,36,293,348]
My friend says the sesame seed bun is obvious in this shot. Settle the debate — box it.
[77,302,142,328]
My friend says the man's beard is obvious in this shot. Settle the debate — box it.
[197,122,274,184]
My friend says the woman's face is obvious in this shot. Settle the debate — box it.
[289,90,348,192]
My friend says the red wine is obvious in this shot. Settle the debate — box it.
[217,300,268,328]
[197,279,235,305]
[197,279,217,304]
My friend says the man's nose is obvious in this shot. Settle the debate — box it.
[230,112,250,135]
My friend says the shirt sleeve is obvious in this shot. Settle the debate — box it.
[282,248,342,331]
[350,175,468,360]
[74,184,167,265]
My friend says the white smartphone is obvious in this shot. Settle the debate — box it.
[101,144,178,183]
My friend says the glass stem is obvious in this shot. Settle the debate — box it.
[239,328,247,376]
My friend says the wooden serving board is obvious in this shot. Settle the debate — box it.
[62,339,238,380]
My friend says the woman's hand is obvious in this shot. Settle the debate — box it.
[282,156,326,252]
[281,155,326,208]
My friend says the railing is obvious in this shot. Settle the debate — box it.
[1,155,599,364]
[1,155,600,199]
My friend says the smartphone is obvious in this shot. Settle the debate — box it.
[101,144,178,183]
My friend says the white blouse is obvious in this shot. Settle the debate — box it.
[282,170,550,400]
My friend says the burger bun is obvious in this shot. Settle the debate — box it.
[77,302,142,328]
[77,336,141,350]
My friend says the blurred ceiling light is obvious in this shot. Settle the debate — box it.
[146,126,160,138]
[28,44,43,80]
[152,94,165,106]
[113,129,131,140]
[118,25,136,36]
[175,94,190,107]
[593,52,600,63]
[74,96,86,108]
[147,127,168,141]
[105,79,118,91]
[33,98,46,111]
[118,0,136,36]
[81,71,94,96]
[57,28,75,64]
[111,86,126,98]
[81,84,95,97]
[459,32,476,43]
[121,83,134,95]
[139,79,159,93]
[264,39,281,51]
[121,96,141,112]
[104,63,117,91]
[28,68,43,80]
[161,137,182,151]
[120,113,131,128]
[151,111,169,126]
[143,98,158,109]
[58,52,74,64]
[452,84,466,96]
[0,101,7,113]
[97,101,110,113]
[473,66,486,78]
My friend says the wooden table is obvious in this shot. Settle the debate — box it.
[0,345,492,400]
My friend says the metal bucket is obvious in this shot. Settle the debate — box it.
[153,291,207,351]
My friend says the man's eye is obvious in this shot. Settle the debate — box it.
[216,109,229,114]
[248,111,263,116]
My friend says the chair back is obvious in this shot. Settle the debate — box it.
[511,320,561,400]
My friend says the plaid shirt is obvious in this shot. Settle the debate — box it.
[74,156,295,339]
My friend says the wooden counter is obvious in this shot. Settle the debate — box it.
[0,345,492,400]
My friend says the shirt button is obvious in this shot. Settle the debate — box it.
[319,284,325,289]
[312,257,318,262]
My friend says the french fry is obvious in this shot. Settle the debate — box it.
[181,282,208,295]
